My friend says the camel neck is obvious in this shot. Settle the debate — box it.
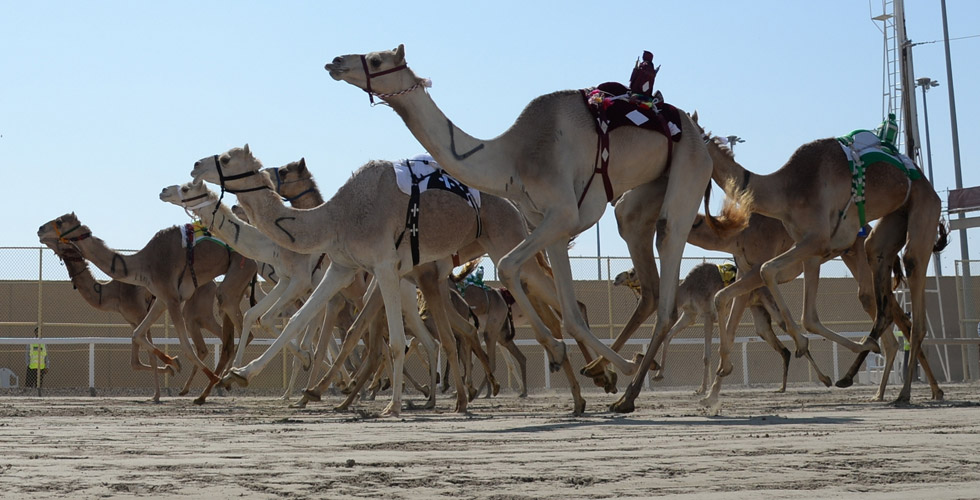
[234,184,338,255]
[71,231,143,287]
[687,215,737,253]
[287,183,324,209]
[707,143,782,219]
[389,89,514,195]
[193,200,280,265]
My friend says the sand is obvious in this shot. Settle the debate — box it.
[1,382,979,499]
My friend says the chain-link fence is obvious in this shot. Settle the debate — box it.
[0,247,975,397]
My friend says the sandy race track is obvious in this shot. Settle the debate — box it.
[1,383,979,499]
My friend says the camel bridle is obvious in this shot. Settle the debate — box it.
[56,222,91,244]
[271,168,316,203]
[359,55,428,105]
[209,154,270,226]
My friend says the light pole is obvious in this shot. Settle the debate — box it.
[916,77,940,185]
[725,135,745,153]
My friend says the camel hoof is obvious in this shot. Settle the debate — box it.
[694,387,706,396]
[491,379,501,397]
[302,389,322,402]
[165,365,176,377]
[547,341,567,370]
[419,385,431,398]
[933,389,945,401]
[298,350,312,371]
[467,385,479,402]
[289,397,309,409]
[193,396,206,405]
[818,375,833,387]
[835,377,854,388]
[177,388,190,396]
[716,362,733,378]
[223,370,249,388]
[455,394,468,414]
[652,374,665,382]
[518,392,528,398]
[609,396,635,414]
[774,388,787,394]
[870,395,884,402]
[573,398,586,416]
[381,378,391,391]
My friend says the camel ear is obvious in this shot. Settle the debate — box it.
[691,111,699,124]
[298,157,307,171]
[394,44,405,64]
[243,143,251,155]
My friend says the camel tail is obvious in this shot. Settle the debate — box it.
[702,179,753,240]
[535,252,554,279]
[450,258,483,284]
[892,259,907,291]
[934,218,951,253]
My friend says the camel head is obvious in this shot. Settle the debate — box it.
[613,268,640,288]
[264,158,317,201]
[191,144,273,193]
[159,179,216,212]
[325,44,429,104]
[38,212,88,246]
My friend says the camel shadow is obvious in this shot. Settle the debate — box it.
[449,413,859,434]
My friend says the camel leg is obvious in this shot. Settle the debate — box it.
[336,322,385,411]
[653,311,694,382]
[369,266,408,417]
[699,314,713,395]
[480,329,498,398]
[699,292,752,412]
[582,213,660,382]
[873,328,900,401]
[447,306,497,398]
[746,304,792,393]
[163,297,220,396]
[233,263,354,391]
[179,312,211,397]
[400,282,439,409]
[612,175,707,413]
[754,288,832,387]
[302,297,348,390]
[501,340,528,397]
[130,300,176,374]
[234,277,290,367]
[800,257,880,353]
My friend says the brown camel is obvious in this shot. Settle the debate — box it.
[325,46,747,415]
[37,214,256,404]
[601,125,944,405]
[698,125,945,405]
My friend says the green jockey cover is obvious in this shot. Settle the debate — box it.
[836,126,922,228]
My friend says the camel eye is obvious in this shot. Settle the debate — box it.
[220,155,230,165]
[369,57,382,69]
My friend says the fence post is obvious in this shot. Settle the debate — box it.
[643,344,649,390]
[543,351,551,389]
[741,341,749,386]
[832,342,840,382]
[89,343,96,396]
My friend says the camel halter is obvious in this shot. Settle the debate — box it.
[359,55,430,105]
[271,168,317,203]
[211,154,270,224]
[177,188,217,219]
[56,223,91,243]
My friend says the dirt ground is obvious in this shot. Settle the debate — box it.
[1,382,979,500]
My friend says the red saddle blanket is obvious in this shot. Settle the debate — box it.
[583,82,682,142]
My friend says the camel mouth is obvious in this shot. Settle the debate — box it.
[324,62,347,80]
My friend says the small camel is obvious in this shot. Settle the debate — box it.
[38,214,256,404]
[325,46,747,415]
[699,125,946,405]
[615,264,802,394]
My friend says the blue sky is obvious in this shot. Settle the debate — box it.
[2,1,977,277]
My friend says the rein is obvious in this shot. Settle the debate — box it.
[359,55,429,105]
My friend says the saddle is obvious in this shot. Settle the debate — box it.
[180,221,233,288]
[394,154,482,266]
[836,130,923,228]
[579,82,683,206]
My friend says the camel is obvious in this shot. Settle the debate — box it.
[599,125,943,405]
[37,213,256,404]
[192,148,524,415]
[615,263,804,394]
[325,45,747,414]
[259,159,501,410]
[159,179,367,392]
[41,239,245,401]
[455,281,528,398]
[696,125,945,405]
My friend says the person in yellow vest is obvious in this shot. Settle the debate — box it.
[25,327,48,389]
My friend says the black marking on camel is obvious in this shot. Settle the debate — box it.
[448,119,484,160]
[274,217,297,243]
